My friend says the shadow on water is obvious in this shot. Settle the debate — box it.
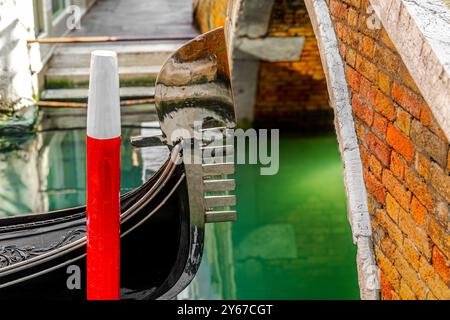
[0,118,359,299]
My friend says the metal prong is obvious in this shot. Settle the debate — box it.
[130,135,165,148]
[204,179,235,192]
[204,195,236,207]
[205,210,237,223]
[202,163,235,176]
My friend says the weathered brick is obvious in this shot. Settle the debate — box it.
[330,0,349,21]
[377,71,390,95]
[392,82,422,119]
[390,152,405,180]
[398,205,431,259]
[359,74,371,100]
[369,154,382,180]
[346,66,361,94]
[410,120,447,167]
[380,272,394,300]
[356,54,378,83]
[410,196,427,228]
[393,249,428,299]
[399,279,416,300]
[385,193,400,223]
[359,144,369,169]
[379,29,395,51]
[386,124,414,164]
[352,95,373,126]
[373,44,401,75]
[419,256,450,299]
[430,162,450,203]
[375,247,400,290]
[360,35,375,58]
[366,131,391,166]
[427,217,449,259]
[403,239,421,271]
[396,108,411,135]
[372,112,387,139]
[377,209,403,248]
[382,170,411,211]
[369,87,395,121]
[381,235,397,259]
[404,167,434,212]
[415,153,430,181]
[346,47,357,67]
[347,7,359,27]
[364,169,386,204]
[432,246,450,284]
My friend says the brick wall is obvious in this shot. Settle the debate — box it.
[255,0,331,130]
[194,0,450,299]
[329,0,449,299]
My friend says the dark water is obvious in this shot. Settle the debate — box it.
[0,128,359,299]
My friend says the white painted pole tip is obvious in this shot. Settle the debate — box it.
[87,50,121,139]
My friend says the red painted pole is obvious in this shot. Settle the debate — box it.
[86,50,121,300]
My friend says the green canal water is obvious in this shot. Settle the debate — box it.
[0,126,359,300]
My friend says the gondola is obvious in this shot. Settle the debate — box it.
[0,27,237,300]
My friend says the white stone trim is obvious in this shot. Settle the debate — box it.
[370,0,450,140]
[304,0,379,300]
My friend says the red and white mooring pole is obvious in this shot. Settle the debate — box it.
[86,50,121,300]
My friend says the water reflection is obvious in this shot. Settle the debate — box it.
[0,125,168,216]
[182,135,360,300]
[0,123,359,299]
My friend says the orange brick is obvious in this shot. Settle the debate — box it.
[379,29,395,51]
[392,82,422,119]
[427,218,449,260]
[352,95,373,126]
[360,35,375,58]
[364,169,386,204]
[390,152,405,180]
[415,153,430,181]
[346,65,361,92]
[386,124,415,164]
[396,108,411,135]
[386,193,400,222]
[378,71,391,95]
[359,75,371,100]
[382,170,411,210]
[377,209,403,248]
[380,272,394,300]
[375,247,400,290]
[398,206,431,259]
[373,44,401,75]
[403,239,421,271]
[393,249,428,299]
[432,246,450,284]
[399,280,416,300]
[430,162,450,203]
[347,7,359,27]
[404,167,434,212]
[366,131,391,166]
[346,47,357,68]
[359,144,370,168]
[356,54,378,83]
[410,196,427,228]
[369,154,382,180]
[369,87,395,121]
[419,256,450,299]
[372,112,387,139]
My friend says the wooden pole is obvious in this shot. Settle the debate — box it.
[86,50,121,300]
